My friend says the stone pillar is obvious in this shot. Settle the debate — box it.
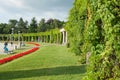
[38,36,40,42]
[66,32,67,43]
[62,31,65,44]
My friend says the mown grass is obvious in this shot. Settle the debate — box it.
[0,43,86,80]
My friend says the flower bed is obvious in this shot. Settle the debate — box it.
[0,42,40,64]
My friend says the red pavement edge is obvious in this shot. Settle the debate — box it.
[0,42,40,65]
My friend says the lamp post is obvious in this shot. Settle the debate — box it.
[10,28,14,51]
[11,28,14,42]
[18,31,21,47]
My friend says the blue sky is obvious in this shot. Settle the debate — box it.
[0,0,73,23]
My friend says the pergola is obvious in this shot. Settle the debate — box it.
[60,28,67,44]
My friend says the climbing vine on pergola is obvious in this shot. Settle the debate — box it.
[66,0,120,79]
[0,28,64,44]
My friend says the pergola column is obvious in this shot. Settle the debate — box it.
[62,31,65,44]
[65,31,67,43]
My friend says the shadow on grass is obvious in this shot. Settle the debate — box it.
[0,65,86,79]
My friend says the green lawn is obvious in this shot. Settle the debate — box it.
[0,43,86,80]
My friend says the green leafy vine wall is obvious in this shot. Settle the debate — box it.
[66,0,120,79]
[66,0,87,55]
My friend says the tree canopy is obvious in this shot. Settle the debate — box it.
[0,17,64,34]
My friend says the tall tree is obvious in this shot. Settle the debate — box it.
[17,17,27,33]
[53,19,64,29]
[24,20,28,33]
[46,18,54,30]
[37,18,46,32]
[8,19,18,33]
[28,17,38,33]
[0,23,8,34]
[45,18,64,31]
[2,19,18,34]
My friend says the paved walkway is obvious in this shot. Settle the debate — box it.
[0,43,19,54]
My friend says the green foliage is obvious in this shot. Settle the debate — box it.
[8,19,18,33]
[37,18,46,32]
[28,17,38,33]
[45,18,64,31]
[66,0,87,55]
[2,24,11,34]
[0,17,64,42]
[67,0,120,79]
[17,18,28,33]
[84,0,120,79]
[0,23,5,34]
[0,17,64,34]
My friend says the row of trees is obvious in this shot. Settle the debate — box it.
[0,17,64,34]
[66,0,120,79]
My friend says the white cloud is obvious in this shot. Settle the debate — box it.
[0,7,6,13]
[0,0,25,8]
[0,0,73,23]
[7,0,24,8]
